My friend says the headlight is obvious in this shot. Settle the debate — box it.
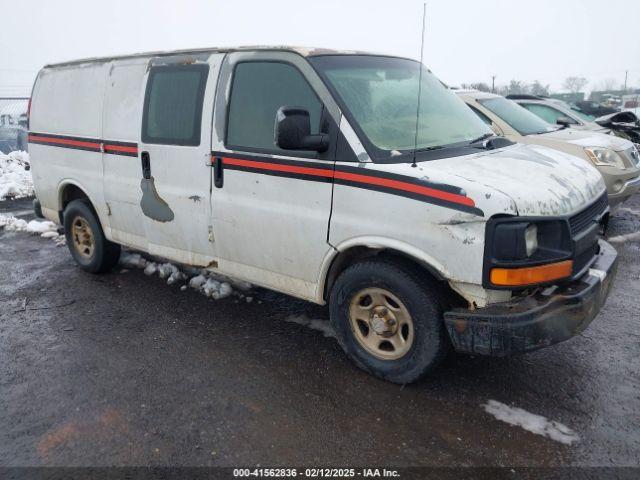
[584,147,626,169]
[524,224,538,257]
[491,222,541,260]
[485,219,572,288]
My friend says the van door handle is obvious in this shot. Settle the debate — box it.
[141,151,151,179]
[213,156,224,188]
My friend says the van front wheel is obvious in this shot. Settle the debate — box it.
[63,199,121,273]
[329,260,449,384]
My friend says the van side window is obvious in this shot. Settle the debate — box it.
[226,62,322,154]
[142,64,209,146]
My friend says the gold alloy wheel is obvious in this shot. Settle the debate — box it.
[348,287,414,360]
[71,216,95,259]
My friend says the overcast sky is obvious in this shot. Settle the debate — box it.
[1,0,639,96]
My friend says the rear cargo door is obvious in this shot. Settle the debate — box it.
[137,54,223,266]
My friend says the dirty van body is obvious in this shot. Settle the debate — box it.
[28,47,617,383]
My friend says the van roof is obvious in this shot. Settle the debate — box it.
[44,46,410,69]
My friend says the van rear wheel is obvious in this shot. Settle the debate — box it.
[329,260,449,384]
[63,199,121,273]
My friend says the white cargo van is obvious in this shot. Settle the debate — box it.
[29,47,618,383]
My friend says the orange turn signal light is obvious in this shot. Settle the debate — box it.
[490,260,573,287]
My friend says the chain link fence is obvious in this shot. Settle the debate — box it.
[0,97,29,154]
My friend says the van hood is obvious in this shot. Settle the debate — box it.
[408,143,606,217]
[537,127,632,151]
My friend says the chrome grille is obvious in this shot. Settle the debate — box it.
[569,193,608,236]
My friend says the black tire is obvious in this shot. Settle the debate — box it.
[329,260,450,384]
[63,199,121,273]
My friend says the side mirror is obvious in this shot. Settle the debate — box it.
[556,116,573,127]
[274,106,329,152]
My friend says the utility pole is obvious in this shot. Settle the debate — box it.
[491,75,496,93]
[624,70,628,92]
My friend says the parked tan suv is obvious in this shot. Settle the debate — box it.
[456,90,640,206]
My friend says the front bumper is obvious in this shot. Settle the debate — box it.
[444,240,618,356]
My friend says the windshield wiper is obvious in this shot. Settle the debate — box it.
[414,145,445,152]
[468,133,495,145]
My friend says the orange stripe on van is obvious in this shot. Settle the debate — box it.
[333,170,476,207]
[222,156,334,179]
[104,144,138,154]
[29,134,101,150]
[221,154,478,210]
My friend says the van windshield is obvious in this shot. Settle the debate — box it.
[310,55,491,160]
[479,97,557,136]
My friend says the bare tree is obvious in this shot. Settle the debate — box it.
[461,82,491,92]
[496,80,530,96]
[530,80,550,96]
[563,76,588,93]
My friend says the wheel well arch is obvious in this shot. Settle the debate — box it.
[58,182,92,223]
[321,245,464,307]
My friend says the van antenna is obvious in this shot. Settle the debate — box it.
[411,2,427,168]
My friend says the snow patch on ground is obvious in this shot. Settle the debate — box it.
[0,214,65,245]
[483,400,579,445]
[608,231,640,244]
[0,151,33,200]
[5,221,335,337]
[118,250,249,301]
[119,252,148,269]
[284,314,335,338]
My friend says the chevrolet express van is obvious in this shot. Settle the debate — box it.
[28,47,617,383]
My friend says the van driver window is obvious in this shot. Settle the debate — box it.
[142,64,208,146]
[226,62,322,153]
